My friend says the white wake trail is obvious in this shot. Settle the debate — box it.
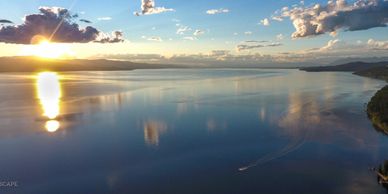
[239,127,311,172]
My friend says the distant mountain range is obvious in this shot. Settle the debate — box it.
[327,57,388,66]
[300,61,388,72]
[1,56,388,81]
[300,61,388,81]
[0,56,183,72]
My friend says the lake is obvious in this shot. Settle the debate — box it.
[0,69,387,194]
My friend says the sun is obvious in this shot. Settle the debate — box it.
[20,37,75,59]
[34,39,75,59]
[36,40,62,59]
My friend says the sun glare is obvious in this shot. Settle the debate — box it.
[45,120,60,133]
[20,38,75,59]
[36,72,62,133]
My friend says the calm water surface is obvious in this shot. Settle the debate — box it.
[0,69,387,194]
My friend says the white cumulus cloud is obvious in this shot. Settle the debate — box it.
[97,17,112,21]
[276,34,284,40]
[276,0,388,38]
[134,0,174,16]
[176,26,191,35]
[193,30,205,36]
[260,18,270,26]
[206,8,229,15]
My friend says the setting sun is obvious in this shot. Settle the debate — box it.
[20,38,74,59]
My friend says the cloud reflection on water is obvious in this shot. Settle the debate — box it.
[143,119,168,146]
[0,69,386,193]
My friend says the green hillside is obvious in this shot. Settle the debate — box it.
[367,86,388,134]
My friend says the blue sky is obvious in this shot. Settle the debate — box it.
[0,0,387,66]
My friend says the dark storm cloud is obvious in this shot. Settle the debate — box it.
[278,0,388,38]
[0,7,123,44]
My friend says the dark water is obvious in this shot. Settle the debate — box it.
[0,69,387,194]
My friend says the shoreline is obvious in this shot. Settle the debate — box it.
[367,86,388,134]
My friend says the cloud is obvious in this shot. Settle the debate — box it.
[300,39,388,58]
[0,7,123,44]
[94,31,124,43]
[236,44,264,52]
[260,18,270,26]
[97,52,296,67]
[278,0,388,38]
[96,38,388,67]
[210,50,230,57]
[267,43,283,47]
[244,40,268,43]
[147,36,163,42]
[272,16,283,22]
[276,34,284,40]
[183,36,196,41]
[236,42,282,52]
[97,17,112,21]
[299,39,364,54]
[319,39,344,51]
[268,39,388,64]
[244,31,253,35]
[134,0,174,16]
[367,39,388,50]
[176,26,191,35]
[79,19,92,23]
[0,19,13,24]
[141,35,163,42]
[172,18,180,23]
[193,30,205,36]
[206,8,229,15]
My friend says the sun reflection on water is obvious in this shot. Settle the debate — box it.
[36,72,62,133]
[45,120,60,133]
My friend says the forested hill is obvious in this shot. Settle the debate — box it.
[0,56,182,72]
[300,61,388,72]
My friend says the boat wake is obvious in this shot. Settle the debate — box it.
[238,127,311,172]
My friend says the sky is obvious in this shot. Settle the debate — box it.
[0,0,387,66]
